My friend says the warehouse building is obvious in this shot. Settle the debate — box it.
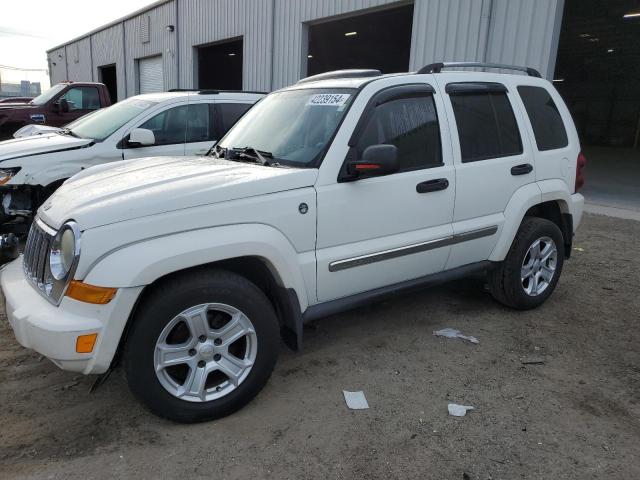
[47,0,640,159]
[47,0,564,97]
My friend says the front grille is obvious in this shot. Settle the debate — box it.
[23,218,55,296]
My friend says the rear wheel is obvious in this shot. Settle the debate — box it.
[488,217,564,310]
[123,270,279,423]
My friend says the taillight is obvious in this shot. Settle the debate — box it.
[575,152,587,192]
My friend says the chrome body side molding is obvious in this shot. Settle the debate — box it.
[328,226,498,272]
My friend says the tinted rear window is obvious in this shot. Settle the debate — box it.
[517,86,568,151]
[450,91,522,163]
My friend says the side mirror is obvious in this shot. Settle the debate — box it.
[128,128,155,147]
[347,144,399,178]
[59,98,70,113]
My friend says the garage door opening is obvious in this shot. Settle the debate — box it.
[306,4,414,77]
[554,0,640,212]
[98,64,117,103]
[196,38,243,90]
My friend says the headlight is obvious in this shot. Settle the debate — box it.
[0,167,21,185]
[49,222,80,280]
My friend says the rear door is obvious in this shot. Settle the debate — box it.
[315,82,456,302]
[435,74,536,269]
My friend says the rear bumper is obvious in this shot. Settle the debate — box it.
[570,193,584,231]
[1,257,142,374]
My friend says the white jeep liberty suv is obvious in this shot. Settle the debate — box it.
[1,63,586,423]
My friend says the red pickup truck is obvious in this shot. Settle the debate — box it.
[0,81,112,140]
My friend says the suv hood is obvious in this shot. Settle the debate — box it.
[0,133,93,162]
[40,156,318,229]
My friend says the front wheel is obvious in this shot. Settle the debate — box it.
[123,270,280,423]
[488,217,565,310]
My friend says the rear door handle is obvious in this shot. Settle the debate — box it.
[511,163,533,176]
[416,178,449,193]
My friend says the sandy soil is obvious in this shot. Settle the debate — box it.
[1,213,639,479]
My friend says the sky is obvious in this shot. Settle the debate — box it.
[0,0,157,90]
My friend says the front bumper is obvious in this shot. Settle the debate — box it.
[1,257,143,374]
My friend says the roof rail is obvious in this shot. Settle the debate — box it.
[417,62,541,78]
[167,89,268,95]
[297,69,382,85]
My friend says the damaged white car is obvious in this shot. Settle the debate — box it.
[0,90,263,237]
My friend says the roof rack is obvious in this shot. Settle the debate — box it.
[417,62,541,78]
[296,69,382,85]
[167,89,268,95]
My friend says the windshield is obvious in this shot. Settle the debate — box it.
[217,88,356,167]
[69,98,157,141]
[29,84,66,106]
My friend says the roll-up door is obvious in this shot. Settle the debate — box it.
[138,55,164,94]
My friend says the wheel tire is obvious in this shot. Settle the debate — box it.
[488,217,565,310]
[123,269,280,423]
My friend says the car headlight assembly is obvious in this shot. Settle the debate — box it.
[49,221,80,281]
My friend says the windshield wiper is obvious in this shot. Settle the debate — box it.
[231,146,274,166]
[208,144,226,158]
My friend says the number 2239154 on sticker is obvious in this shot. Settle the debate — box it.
[308,93,351,106]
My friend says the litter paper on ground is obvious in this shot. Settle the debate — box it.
[448,403,475,417]
[433,328,479,344]
[343,390,369,410]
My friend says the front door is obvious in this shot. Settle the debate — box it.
[51,86,103,126]
[123,104,189,159]
[315,83,455,302]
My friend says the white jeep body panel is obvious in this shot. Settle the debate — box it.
[1,70,585,375]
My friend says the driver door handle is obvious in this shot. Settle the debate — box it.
[416,178,449,193]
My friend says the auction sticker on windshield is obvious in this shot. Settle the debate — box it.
[308,93,351,106]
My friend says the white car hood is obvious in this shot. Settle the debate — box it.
[40,156,318,229]
[0,132,93,162]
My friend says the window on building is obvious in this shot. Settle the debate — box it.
[355,95,442,171]
[450,91,522,163]
[60,87,101,111]
[517,86,568,151]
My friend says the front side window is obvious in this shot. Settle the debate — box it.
[517,86,568,151]
[450,91,522,163]
[355,94,442,171]
[140,105,190,146]
[218,89,356,167]
[69,98,157,141]
[60,87,101,111]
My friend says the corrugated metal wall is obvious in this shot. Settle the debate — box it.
[123,1,177,95]
[178,0,274,91]
[48,0,564,95]
[91,24,126,101]
[48,47,67,83]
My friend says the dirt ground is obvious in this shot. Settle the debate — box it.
[1,213,639,480]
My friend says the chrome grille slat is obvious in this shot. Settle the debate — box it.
[23,219,54,296]
[22,217,79,306]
